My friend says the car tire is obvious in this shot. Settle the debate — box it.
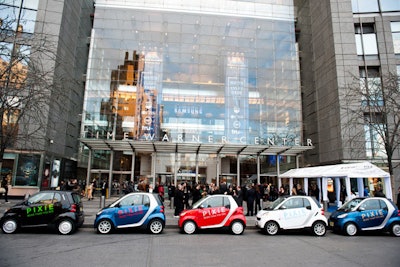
[390,223,400,237]
[58,219,75,235]
[344,222,358,236]
[2,218,18,234]
[183,220,197,234]
[230,220,245,235]
[312,221,326,236]
[97,219,114,234]
[264,221,279,235]
[148,218,164,234]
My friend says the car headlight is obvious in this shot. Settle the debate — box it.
[337,213,348,219]
[260,211,269,217]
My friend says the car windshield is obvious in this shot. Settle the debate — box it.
[265,196,287,210]
[338,198,363,212]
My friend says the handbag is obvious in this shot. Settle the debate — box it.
[0,187,5,194]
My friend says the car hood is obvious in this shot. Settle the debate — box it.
[256,209,271,217]
[329,209,347,219]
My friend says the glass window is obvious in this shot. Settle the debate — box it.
[120,194,143,206]
[355,24,378,56]
[364,114,387,159]
[361,199,381,210]
[0,1,38,33]
[359,67,383,106]
[283,198,303,209]
[201,196,224,208]
[352,0,379,13]
[82,4,303,147]
[29,192,55,204]
[391,22,400,54]
[380,0,400,12]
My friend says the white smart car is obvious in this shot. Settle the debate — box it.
[255,195,328,236]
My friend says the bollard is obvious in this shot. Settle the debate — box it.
[100,195,105,209]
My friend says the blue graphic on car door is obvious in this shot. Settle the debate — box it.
[357,199,388,229]
[114,194,150,226]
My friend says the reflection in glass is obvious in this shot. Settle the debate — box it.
[83,2,302,146]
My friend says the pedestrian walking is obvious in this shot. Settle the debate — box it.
[1,174,10,203]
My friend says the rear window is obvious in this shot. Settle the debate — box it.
[71,193,82,204]
[154,194,163,206]
[311,197,322,208]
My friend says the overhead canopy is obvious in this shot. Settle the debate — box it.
[280,161,390,179]
[80,139,313,156]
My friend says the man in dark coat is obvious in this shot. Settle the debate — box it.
[246,184,256,216]
[234,185,243,207]
[174,184,185,217]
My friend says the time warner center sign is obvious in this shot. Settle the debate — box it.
[99,131,314,147]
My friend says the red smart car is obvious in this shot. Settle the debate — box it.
[178,194,246,235]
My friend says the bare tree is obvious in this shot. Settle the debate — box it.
[0,12,68,176]
[340,70,400,179]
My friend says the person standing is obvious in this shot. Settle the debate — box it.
[168,183,176,209]
[192,184,201,204]
[101,179,108,197]
[87,180,94,200]
[1,175,10,203]
[234,185,243,207]
[174,184,185,217]
[396,186,400,207]
[246,184,256,216]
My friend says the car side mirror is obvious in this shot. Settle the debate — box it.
[280,206,287,210]
[358,207,365,211]
[306,205,312,210]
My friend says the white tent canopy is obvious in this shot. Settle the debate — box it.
[281,161,390,178]
[280,162,392,204]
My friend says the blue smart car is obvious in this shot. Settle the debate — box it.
[329,197,400,236]
[94,192,165,234]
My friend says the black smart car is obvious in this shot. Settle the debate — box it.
[0,190,84,235]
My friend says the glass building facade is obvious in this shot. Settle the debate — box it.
[80,0,309,188]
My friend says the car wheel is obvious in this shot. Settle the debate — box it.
[264,221,279,235]
[344,222,358,236]
[148,219,164,234]
[2,218,18,234]
[58,219,75,235]
[183,220,197,234]
[97,219,114,234]
[390,223,400,237]
[230,220,245,235]
[312,221,326,236]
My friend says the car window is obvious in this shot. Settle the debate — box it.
[29,192,55,204]
[303,198,311,208]
[53,193,62,203]
[223,197,230,209]
[379,200,388,210]
[283,198,304,209]
[361,199,380,210]
[311,197,321,208]
[120,194,143,206]
[71,193,82,204]
[201,196,223,208]
[143,195,150,206]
